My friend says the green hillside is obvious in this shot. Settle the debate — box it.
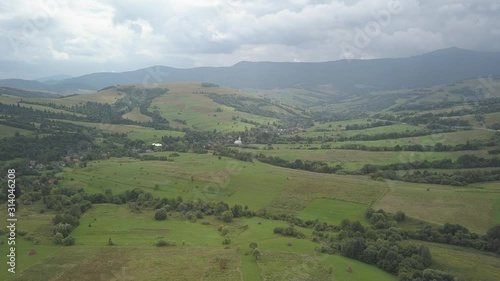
[0,80,499,281]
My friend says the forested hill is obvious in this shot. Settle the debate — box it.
[2,47,500,94]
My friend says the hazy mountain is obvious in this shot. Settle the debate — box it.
[35,74,73,85]
[2,48,500,94]
[0,86,61,98]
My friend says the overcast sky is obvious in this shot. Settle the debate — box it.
[1,0,499,79]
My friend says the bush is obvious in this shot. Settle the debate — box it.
[61,235,75,246]
[154,208,167,220]
[249,241,258,249]
[52,223,73,237]
[155,238,176,247]
[52,233,64,245]
[221,210,234,223]
[394,211,406,222]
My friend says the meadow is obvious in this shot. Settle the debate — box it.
[1,203,397,281]
[1,80,500,280]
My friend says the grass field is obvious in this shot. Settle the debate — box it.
[58,152,500,233]
[238,146,491,170]
[416,242,500,281]
[2,80,500,280]
[0,123,33,137]
[55,120,184,142]
[297,198,369,225]
[150,83,279,132]
[300,124,424,139]
[329,129,495,147]
[1,203,397,281]
[373,180,500,233]
[122,107,152,122]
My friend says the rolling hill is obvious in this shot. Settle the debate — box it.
[2,47,500,95]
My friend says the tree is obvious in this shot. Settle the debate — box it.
[52,223,73,237]
[221,210,234,223]
[52,232,64,245]
[249,241,258,249]
[252,248,261,261]
[154,208,167,220]
[62,235,75,246]
[340,238,366,259]
[394,211,406,222]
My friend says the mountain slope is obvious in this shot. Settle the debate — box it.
[2,48,500,94]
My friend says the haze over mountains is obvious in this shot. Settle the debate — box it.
[2,47,500,95]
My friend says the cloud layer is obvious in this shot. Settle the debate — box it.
[1,0,499,78]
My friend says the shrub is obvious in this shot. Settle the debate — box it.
[154,208,167,220]
[61,235,75,246]
[52,233,64,245]
[155,238,176,247]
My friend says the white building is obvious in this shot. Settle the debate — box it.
[152,143,163,147]
[234,136,242,145]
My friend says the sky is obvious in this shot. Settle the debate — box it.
[1,0,499,79]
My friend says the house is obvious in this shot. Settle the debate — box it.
[35,164,45,171]
[152,143,163,147]
[234,136,242,145]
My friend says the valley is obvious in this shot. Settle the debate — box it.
[1,78,499,281]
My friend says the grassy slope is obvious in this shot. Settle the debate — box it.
[150,83,279,132]
[0,124,33,137]
[2,204,396,281]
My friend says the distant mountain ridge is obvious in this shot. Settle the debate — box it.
[2,47,500,94]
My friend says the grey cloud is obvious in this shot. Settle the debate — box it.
[0,0,499,79]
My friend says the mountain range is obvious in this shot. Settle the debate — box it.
[1,47,500,95]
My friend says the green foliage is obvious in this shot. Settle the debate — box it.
[273,225,305,238]
[52,232,64,245]
[221,210,234,223]
[222,236,231,245]
[340,238,366,259]
[252,248,261,261]
[394,212,406,222]
[52,223,73,238]
[61,235,75,246]
[155,238,176,247]
[249,241,258,249]
[154,208,167,221]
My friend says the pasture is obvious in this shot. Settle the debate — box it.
[416,242,500,281]
[2,203,397,281]
[0,123,33,137]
